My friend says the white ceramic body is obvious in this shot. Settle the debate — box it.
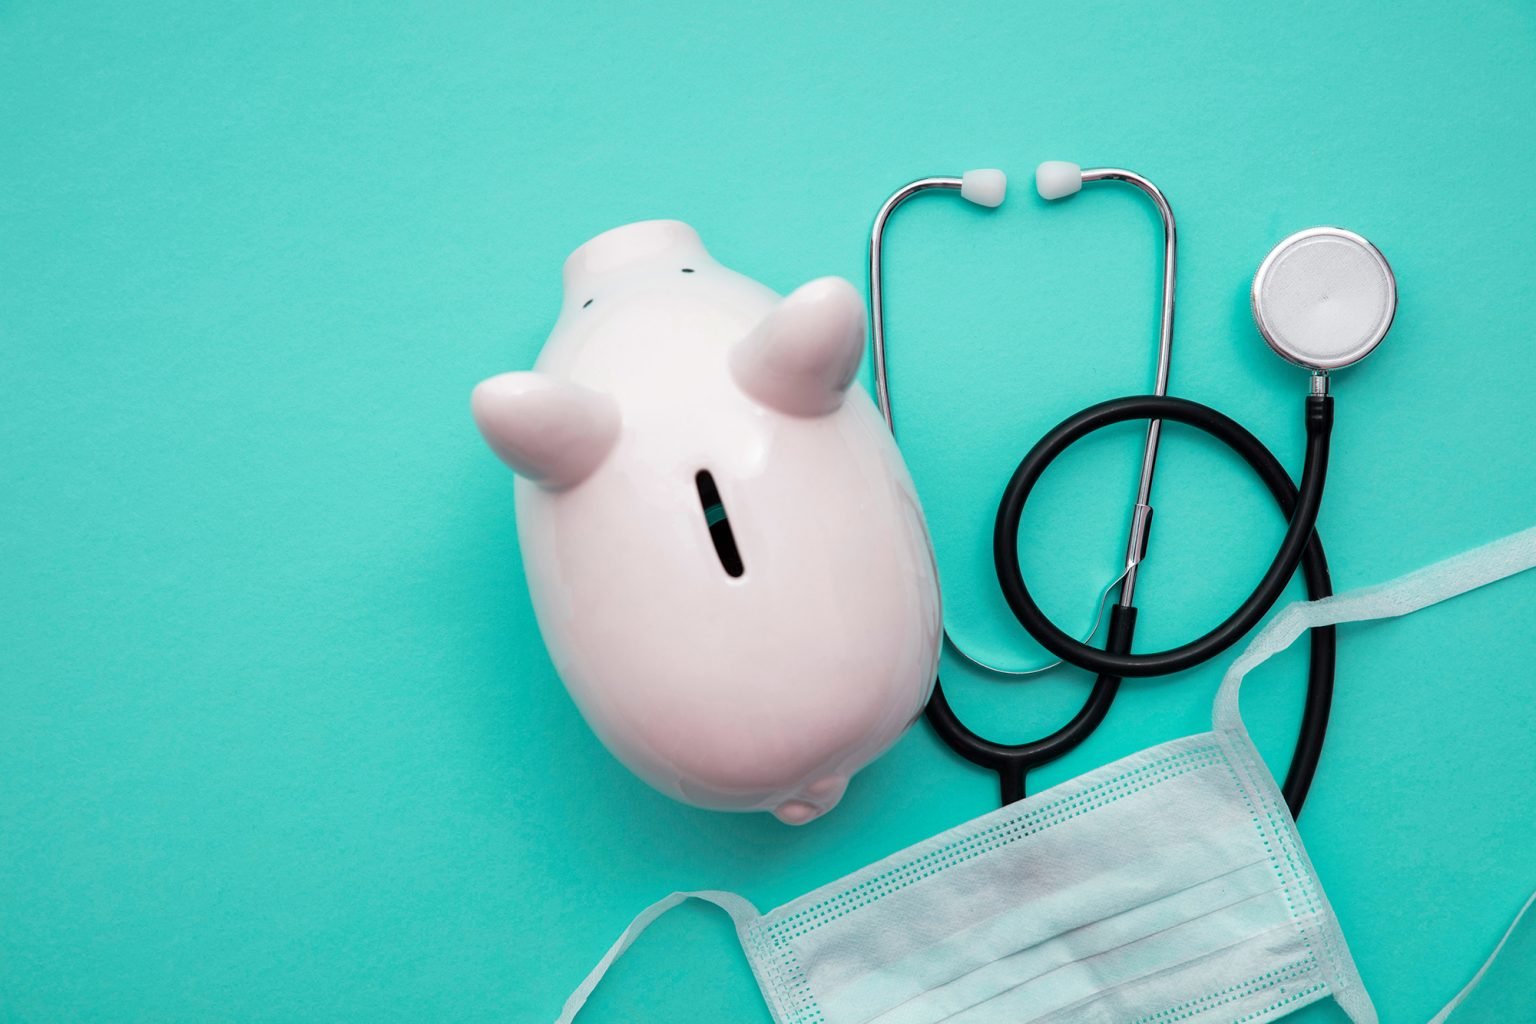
[473,221,940,823]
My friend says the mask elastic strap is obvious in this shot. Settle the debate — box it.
[1211,523,1536,1024]
[1427,890,1536,1023]
[1213,523,1536,734]
[554,890,759,1023]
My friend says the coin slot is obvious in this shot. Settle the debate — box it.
[695,470,744,578]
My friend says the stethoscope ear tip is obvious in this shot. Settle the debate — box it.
[960,168,1008,208]
[1035,161,1083,201]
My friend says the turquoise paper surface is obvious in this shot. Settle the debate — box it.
[3,2,1533,1021]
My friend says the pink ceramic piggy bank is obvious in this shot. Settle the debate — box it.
[472,221,940,823]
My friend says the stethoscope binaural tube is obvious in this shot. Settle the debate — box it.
[870,171,1144,806]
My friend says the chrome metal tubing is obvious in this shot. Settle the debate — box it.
[869,176,962,432]
[1078,168,1177,607]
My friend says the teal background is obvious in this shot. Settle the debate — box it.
[2,2,1534,1021]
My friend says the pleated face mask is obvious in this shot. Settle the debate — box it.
[557,525,1536,1024]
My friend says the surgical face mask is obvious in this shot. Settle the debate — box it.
[557,526,1536,1024]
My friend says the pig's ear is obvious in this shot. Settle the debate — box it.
[730,276,865,417]
[471,372,619,489]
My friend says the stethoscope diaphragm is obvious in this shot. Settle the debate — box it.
[1252,227,1396,371]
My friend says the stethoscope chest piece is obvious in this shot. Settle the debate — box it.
[1252,227,1397,371]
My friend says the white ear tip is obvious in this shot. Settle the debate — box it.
[1036,161,1083,200]
[959,168,1007,208]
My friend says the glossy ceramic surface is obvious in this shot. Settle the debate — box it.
[472,221,942,822]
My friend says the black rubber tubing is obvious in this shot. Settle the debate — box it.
[925,393,1335,815]
[995,395,1332,678]
[925,603,1134,807]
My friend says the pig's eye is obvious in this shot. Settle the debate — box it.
[695,470,744,578]
[680,268,695,274]
[582,298,594,308]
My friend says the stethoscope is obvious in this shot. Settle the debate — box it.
[870,163,1397,815]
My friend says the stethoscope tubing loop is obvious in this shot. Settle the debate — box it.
[994,394,1333,679]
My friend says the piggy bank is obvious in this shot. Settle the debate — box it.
[472,221,940,823]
